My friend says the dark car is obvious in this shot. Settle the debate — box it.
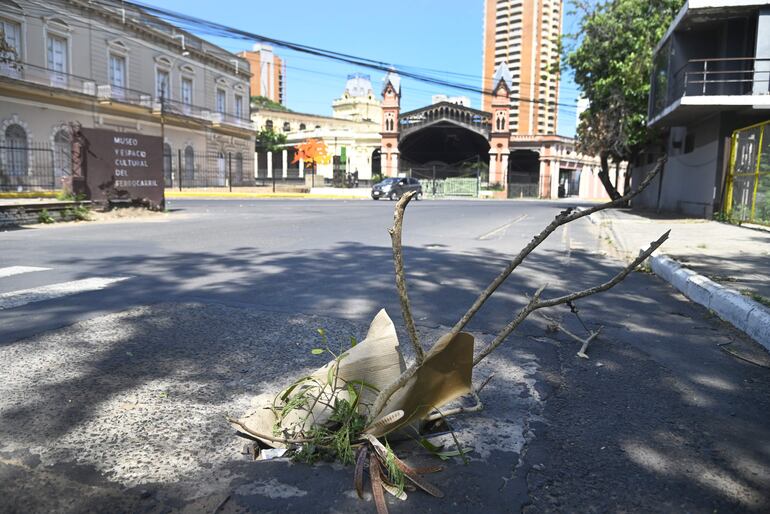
[371,177,423,201]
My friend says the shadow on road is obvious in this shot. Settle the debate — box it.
[1,241,769,512]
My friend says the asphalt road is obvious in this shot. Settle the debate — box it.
[1,199,768,513]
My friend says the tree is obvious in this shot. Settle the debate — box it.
[250,95,290,112]
[255,126,287,153]
[292,138,331,184]
[565,0,681,199]
[0,26,20,69]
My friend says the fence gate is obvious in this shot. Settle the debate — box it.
[401,158,482,198]
[724,120,770,225]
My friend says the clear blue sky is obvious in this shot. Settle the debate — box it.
[150,0,582,136]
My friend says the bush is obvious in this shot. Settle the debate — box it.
[38,209,55,224]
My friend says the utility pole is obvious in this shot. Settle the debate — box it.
[160,87,166,187]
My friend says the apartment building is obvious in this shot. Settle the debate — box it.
[481,0,562,135]
[238,44,284,105]
[0,0,254,190]
[632,0,770,218]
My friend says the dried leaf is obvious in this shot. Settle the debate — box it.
[412,464,443,474]
[370,332,474,437]
[381,482,407,501]
[397,462,444,498]
[364,410,404,435]
[370,456,389,514]
[364,434,444,498]
[354,446,368,500]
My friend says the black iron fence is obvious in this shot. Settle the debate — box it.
[164,149,255,189]
[0,142,62,191]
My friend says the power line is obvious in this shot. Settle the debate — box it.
[97,0,582,111]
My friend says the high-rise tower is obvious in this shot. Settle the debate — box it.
[482,0,562,135]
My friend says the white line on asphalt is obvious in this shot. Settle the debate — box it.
[477,214,528,240]
[0,266,52,278]
[0,277,131,310]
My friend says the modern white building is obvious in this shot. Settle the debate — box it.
[632,0,770,217]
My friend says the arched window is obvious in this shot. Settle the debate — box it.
[5,123,27,176]
[184,145,194,180]
[265,119,273,130]
[299,123,306,130]
[235,152,243,183]
[283,121,290,132]
[53,128,71,184]
[163,143,172,184]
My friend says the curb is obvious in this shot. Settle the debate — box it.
[644,248,770,351]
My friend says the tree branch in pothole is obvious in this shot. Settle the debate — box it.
[388,190,425,365]
[472,230,669,366]
[448,156,667,342]
[539,312,603,359]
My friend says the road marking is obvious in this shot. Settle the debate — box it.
[0,277,131,310]
[0,266,52,279]
[477,214,528,240]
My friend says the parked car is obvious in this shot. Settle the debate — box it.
[371,177,423,201]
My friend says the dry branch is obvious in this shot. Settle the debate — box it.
[448,156,667,341]
[389,190,425,364]
[226,416,314,445]
[370,158,667,420]
[472,230,669,366]
[539,312,603,359]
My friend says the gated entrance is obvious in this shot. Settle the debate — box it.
[400,156,482,198]
[724,119,770,225]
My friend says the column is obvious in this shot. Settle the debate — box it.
[282,149,288,179]
[549,160,559,199]
[253,151,259,180]
[299,158,304,178]
[267,151,273,178]
[500,152,509,185]
[539,159,549,198]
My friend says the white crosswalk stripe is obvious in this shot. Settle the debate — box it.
[0,266,52,278]
[0,277,131,310]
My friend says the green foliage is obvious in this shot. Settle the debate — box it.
[251,95,291,112]
[370,173,384,185]
[37,209,55,224]
[256,126,287,153]
[0,27,20,68]
[384,439,406,495]
[62,205,91,221]
[565,0,681,165]
[55,191,87,202]
[740,289,770,308]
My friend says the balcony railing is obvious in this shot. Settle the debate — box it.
[0,61,252,131]
[674,57,770,98]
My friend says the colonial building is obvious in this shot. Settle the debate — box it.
[0,0,253,191]
[331,73,381,124]
[251,107,381,181]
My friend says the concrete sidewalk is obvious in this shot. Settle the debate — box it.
[590,208,770,349]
